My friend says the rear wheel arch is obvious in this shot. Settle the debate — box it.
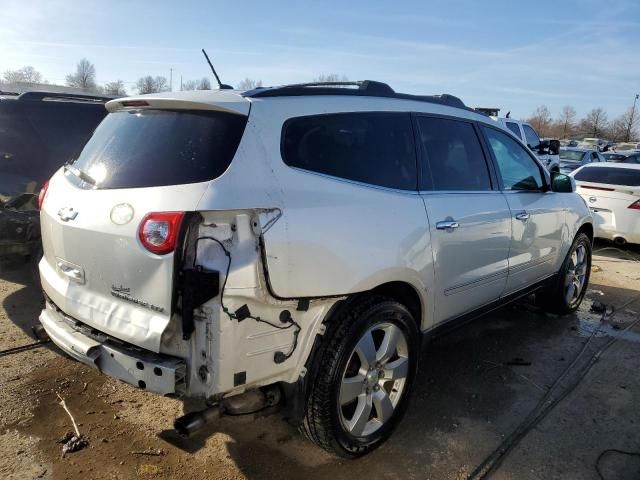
[371,281,423,331]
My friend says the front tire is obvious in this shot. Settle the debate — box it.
[539,232,591,314]
[300,295,419,457]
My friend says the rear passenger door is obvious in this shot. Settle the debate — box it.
[480,126,565,294]
[416,115,511,324]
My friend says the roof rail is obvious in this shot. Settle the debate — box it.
[0,90,20,96]
[242,80,468,110]
[17,91,113,103]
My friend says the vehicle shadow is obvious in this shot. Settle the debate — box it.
[161,280,640,479]
[592,239,640,262]
[0,258,45,342]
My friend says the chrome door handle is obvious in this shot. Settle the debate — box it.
[515,211,530,221]
[436,220,460,230]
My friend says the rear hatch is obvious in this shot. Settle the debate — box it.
[40,92,249,352]
[574,166,640,233]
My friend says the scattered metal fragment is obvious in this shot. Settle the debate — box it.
[130,449,165,456]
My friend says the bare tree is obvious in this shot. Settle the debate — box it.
[182,77,213,91]
[237,78,263,90]
[527,105,552,137]
[3,66,44,84]
[65,58,97,91]
[103,80,127,96]
[556,105,577,139]
[136,76,169,94]
[181,79,198,91]
[619,100,639,142]
[313,73,349,83]
[580,108,609,138]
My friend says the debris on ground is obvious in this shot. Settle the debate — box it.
[131,449,165,456]
[506,358,531,366]
[56,393,88,455]
[590,301,607,314]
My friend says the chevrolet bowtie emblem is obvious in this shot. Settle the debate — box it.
[57,207,78,222]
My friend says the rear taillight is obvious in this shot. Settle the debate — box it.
[138,212,185,255]
[629,200,640,210]
[37,180,50,210]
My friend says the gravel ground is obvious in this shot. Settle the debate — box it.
[0,241,639,480]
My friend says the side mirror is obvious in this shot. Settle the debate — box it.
[551,172,575,193]
[549,139,560,155]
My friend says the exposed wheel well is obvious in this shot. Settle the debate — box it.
[577,223,594,243]
[371,281,423,328]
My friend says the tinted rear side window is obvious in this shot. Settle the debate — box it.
[282,112,417,190]
[70,110,247,189]
[574,167,640,186]
[416,116,491,191]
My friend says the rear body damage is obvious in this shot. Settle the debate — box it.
[40,206,340,400]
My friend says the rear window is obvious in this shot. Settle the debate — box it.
[70,109,247,189]
[574,167,640,186]
[282,112,417,190]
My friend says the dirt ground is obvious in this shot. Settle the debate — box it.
[1,240,639,480]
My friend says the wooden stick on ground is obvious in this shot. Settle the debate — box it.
[56,393,81,437]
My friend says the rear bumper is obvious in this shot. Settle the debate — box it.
[39,300,186,396]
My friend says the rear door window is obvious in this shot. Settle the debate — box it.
[522,124,541,148]
[70,110,247,189]
[482,126,544,191]
[282,112,417,190]
[416,116,492,191]
[574,167,640,186]
[505,122,522,140]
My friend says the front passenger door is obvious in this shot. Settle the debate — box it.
[481,126,565,295]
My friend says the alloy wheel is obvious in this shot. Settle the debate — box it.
[338,322,409,437]
[564,243,588,306]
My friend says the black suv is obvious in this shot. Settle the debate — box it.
[0,91,109,262]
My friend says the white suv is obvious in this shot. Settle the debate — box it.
[38,81,593,457]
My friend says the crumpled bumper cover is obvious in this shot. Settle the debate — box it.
[39,300,186,396]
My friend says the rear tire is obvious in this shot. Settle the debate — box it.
[300,295,419,458]
[538,232,591,314]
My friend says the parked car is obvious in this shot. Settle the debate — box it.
[38,81,593,457]
[492,117,560,172]
[603,151,640,163]
[579,138,609,151]
[0,91,109,263]
[559,147,606,173]
[612,142,640,152]
[571,163,640,245]
[603,152,629,162]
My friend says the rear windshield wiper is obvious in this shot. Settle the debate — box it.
[64,162,97,186]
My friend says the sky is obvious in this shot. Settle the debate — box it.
[1,0,639,120]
